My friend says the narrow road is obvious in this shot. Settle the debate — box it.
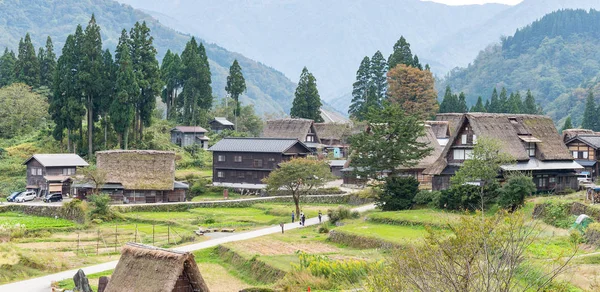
[0,204,376,292]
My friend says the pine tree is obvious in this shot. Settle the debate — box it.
[130,21,161,139]
[40,36,56,88]
[74,24,85,152]
[413,55,423,70]
[388,36,414,70]
[291,67,323,122]
[523,90,537,114]
[111,42,137,149]
[99,49,115,149]
[471,96,486,112]
[498,87,508,113]
[225,59,246,130]
[370,51,387,104]
[439,86,455,113]
[349,56,372,120]
[561,116,573,132]
[14,33,40,87]
[582,91,597,131]
[160,50,182,120]
[180,37,211,125]
[0,48,17,87]
[80,15,104,157]
[457,92,468,113]
[488,88,500,113]
[507,92,523,114]
[484,99,491,112]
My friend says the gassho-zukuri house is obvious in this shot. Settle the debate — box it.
[425,113,583,192]
[73,150,188,203]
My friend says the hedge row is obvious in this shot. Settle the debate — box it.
[216,245,286,284]
[328,230,401,249]
[0,204,86,224]
[367,216,448,229]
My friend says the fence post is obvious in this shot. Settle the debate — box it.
[77,232,80,255]
[97,229,100,256]
[115,224,118,253]
[152,224,155,246]
[134,224,137,243]
[168,225,170,245]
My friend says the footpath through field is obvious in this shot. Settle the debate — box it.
[0,203,375,292]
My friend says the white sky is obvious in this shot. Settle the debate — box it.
[421,0,524,5]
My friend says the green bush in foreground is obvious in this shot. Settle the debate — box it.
[327,206,359,225]
[498,173,536,211]
[378,176,419,211]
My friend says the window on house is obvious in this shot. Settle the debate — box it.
[217,171,224,178]
[218,155,226,162]
[461,134,467,145]
[254,159,263,168]
[37,168,42,175]
[306,135,314,142]
[62,168,75,175]
[549,177,556,183]
[453,149,465,160]
[527,142,536,157]
[31,168,36,175]
[234,156,242,163]
[268,157,276,162]
[583,151,589,159]
[465,149,473,159]
[472,135,477,144]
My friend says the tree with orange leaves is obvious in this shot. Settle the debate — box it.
[387,64,438,119]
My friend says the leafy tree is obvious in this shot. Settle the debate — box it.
[582,91,597,131]
[451,137,514,210]
[561,116,573,132]
[367,211,573,291]
[263,158,335,216]
[0,83,49,138]
[388,36,416,70]
[470,96,486,112]
[349,56,374,120]
[39,36,56,88]
[0,48,16,87]
[14,33,40,87]
[211,97,263,136]
[378,176,419,211]
[80,166,107,196]
[523,89,537,114]
[349,103,432,180]
[111,34,137,149]
[225,59,246,129]
[370,51,387,103]
[488,88,500,113]
[387,64,438,119]
[291,67,323,122]
[498,173,536,211]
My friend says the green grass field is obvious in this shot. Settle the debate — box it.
[368,209,464,228]
[335,219,430,244]
[0,212,77,231]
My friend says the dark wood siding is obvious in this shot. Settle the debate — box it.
[209,121,234,133]
[26,159,45,188]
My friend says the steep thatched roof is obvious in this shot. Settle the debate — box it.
[262,118,317,142]
[435,113,463,135]
[397,125,443,170]
[313,123,351,142]
[96,150,176,191]
[320,108,351,124]
[104,243,209,292]
[424,121,450,139]
[562,128,596,142]
[426,113,573,175]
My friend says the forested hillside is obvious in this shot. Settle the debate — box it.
[0,0,295,115]
[441,9,600,126]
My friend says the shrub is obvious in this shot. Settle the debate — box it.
[189,178,210,199]
[586,223,600,245]
[435,182,500,211]
[498,174,536,211]
[91,218,103,225]
[328,206,354,225]
[377,176,419,211]
[318,224,330,233]
[61,199,87,224]
[293,251,376,285]
[413,190,440,205]
[88,194,114,221]
[539,201,573,228]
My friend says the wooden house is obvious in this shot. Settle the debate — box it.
[170,126,210,149]
[314,123,352,158]
[23,154,89,197]
[425,113,582,192]
[564,134,600,179]
[74,150,188,203]
[262,118,320,150]
[209,117,234,133]
[209,137,312,188]
[102,243,209,292]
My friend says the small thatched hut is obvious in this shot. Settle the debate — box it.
[262,118,320,147]
[103,243,210,292]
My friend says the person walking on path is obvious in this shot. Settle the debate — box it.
[318,211,322,223]
[301,212,306,226]
[291,211,295,223]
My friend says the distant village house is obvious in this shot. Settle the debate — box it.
[23,154,89,197]
[563,129,600,179]
[208,117,234,133]
[170,126,210,150]
[262,118,320,151]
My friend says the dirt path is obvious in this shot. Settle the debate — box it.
[0,204,376,292]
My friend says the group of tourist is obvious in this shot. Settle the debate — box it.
[291,210,322,226]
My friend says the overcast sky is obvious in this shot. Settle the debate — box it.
[422,0,524,5]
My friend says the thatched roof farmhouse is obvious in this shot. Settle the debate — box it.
[103,243,210,292]
[426,113,582,192]
[262,118,320,146]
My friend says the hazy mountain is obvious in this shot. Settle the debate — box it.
[441,9,600,127]
[0,0,297,116]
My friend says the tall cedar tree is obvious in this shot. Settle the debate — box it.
[40,36,56,88]
[14,33,40,87]
[523,90,537,114]
[160,50,182,120]
[370,51,387,104]
[111,34,137,149]
[225,59,247,128]
[498,87,508,113]
[387,64,438,119]
[349,102,432,180]
[388,36,417,69]
[51,34,85,152]
[129,22,161,140]
[484,99,491,112]
[181,37,210,125]
[471,96,486,112]
[349,56,373,120]
[439,86,457,113]
[80,15,104,157]
[561,116,573,132]
[457,92,468,113]
[291,67,323,122]
[507,92,523,114]
[488,88,500,113]
[582,91,597,131]
[0,48,17,87]
[197,43,213,110]
[99,49,115,149]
